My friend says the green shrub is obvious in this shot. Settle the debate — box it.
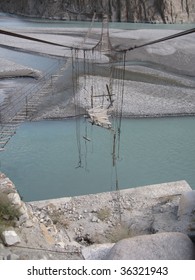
[0,191,20,229]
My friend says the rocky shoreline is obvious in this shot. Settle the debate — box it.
[0,173,195,260]
[0,58,41,79]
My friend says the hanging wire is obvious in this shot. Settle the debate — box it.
[1,27,194,53]
[117,50,127,159]
[82,49,93,171]
[11,244,83,257]
[114,27,195,52]
[72,48,82,168]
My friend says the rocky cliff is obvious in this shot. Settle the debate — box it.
[1,172,195,260]
[0,0,194,23]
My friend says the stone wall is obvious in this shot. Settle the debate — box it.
[0,0,194,23]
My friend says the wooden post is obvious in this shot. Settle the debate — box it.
[91,86,94,108]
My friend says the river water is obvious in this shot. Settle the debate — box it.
[0,14,195,201]
[1,12,195,30]
[0,117,195,201]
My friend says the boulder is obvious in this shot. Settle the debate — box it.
[177,191,195,238]
[82,243,114,260]
[1,230,21,246]
[7,192,21,206]
[178,191,195,219]
[104,232,195,260]
[6,253,20,260]
[0,173,30,222]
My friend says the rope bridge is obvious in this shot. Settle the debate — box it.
[0,14,113,151]
[0,16,194,151]
[0,60,66,151]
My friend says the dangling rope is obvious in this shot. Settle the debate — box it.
[83,49,92,171]
[72,48,82,168]
[117,50,127,159]
[80,12,96,49]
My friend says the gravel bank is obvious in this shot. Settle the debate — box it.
[0,58,41,79]
[0,24,194,119]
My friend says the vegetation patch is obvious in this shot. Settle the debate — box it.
[107,222,137,243]
[97,207,111,221]
[49,210,70,229]
[0,190,20,231]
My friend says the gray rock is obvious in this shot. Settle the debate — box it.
[177,191,195,233]
[7,192,21,206]
[150,212,179,233]
[0,243,12,260]
[1,230,21,246]
[7,253,20,260]
[56,241,65,249]
[18,204,29,216]
[91,216,100,223]
[19,213,30,225]
[82,243,114,260]
[178,191,195,218]
[104,232,195,260]
[24,220,34,228]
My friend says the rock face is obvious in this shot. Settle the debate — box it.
[104,232,195,260]
[0,173,29,223]
[178,190,195,218]
[82,243,114,260]
[177,190,195,240]
[0,0,194,23]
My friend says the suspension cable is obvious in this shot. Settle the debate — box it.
[115,27,195,52]
[1,27,194,53]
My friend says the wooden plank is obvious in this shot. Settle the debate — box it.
[106,84,114,108]
[87,107,112,129]
[93,94,113,98]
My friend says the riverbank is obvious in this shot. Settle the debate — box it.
[0,23,194,120]
[0,58,41,79]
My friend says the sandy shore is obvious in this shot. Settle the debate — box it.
[0,24,195,119]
